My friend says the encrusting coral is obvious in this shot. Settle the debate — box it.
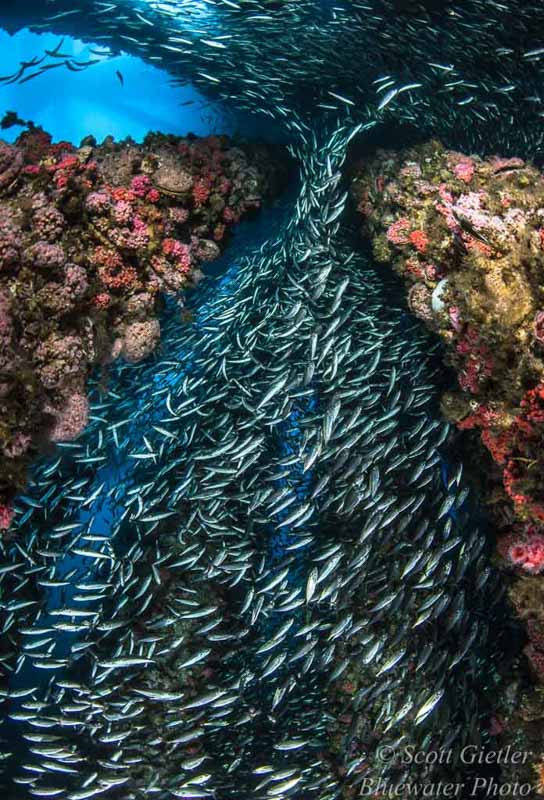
[352,142,544,785]
[351,141,544,539]
[0,126,288,526]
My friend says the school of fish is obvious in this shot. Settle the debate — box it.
[1,0,542,797]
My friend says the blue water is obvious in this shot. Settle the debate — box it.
[0,27,288,145]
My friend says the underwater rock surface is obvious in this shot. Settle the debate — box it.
[351,143,544,790]
[351,143,544,534]
[352,145,544,714]
[0,127,286,524]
